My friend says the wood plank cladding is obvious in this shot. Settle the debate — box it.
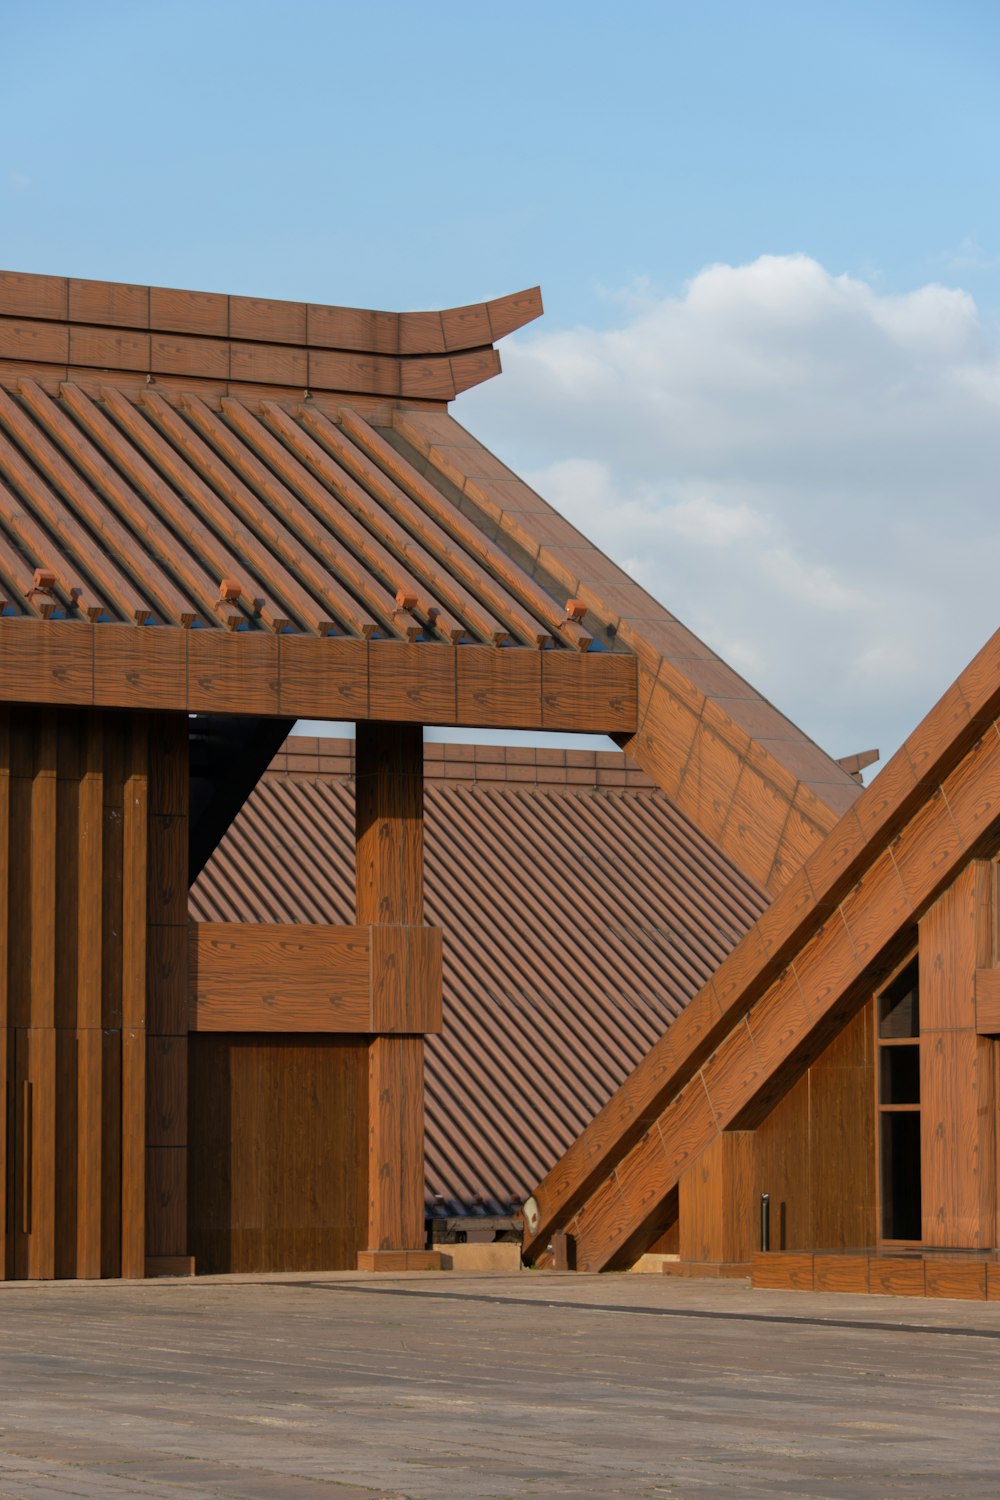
[524,687,1000,1269]
[918,863,996,1249]
[188,922,442,1034]
[0,703,188,1280]
[754,1250,999,1302]
[531,645,1000,1262]
[0,623,637,730]
[189,1034,368,1274]
[0,271,543,400]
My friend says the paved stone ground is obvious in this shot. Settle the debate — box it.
[2,1272,1000,1499]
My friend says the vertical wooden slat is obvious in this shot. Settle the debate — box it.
[77,714,103,1277]
[356,721,427,1254]
[120,718,147,1277]
[145,713,189,1269]
[0,709,8,1278]
[101,715,124,1278]
[26,712,57,1278]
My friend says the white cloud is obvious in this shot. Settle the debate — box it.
[461,255,1000,766]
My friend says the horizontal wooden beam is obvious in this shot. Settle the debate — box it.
[975,968,1000,1034]
[188,921,442,1034]
[0,622,637,733]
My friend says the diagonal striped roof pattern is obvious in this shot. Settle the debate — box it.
[190,740,768,1214]
[0,379,591,649]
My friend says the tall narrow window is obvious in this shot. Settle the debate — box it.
[877,959,921,1242]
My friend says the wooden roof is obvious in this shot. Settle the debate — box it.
[0,270,543,406]
[0,266,858,882]
[522,627,1000,1268]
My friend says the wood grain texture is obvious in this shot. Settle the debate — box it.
[368,925,442,1034]
[368,642,456,724]
[278,636,369,720]
[189,923,371,1032]
[145,1146,187,1257]
[94,627,187,710]
[367,1035,425,1253]
[0,624,598,727]
[456,646,541,727]
[923,1259,988,1300]
[355,722,423,928]
[0,707,184,1279]
[187,630,279,716]
[678,1131,756,1265]
[974,967,1000,1033]
[189,1034,368,1273]
[357,1249,443,1271]
[868,1256,925,1296]
[146,1036,187,1147]
[813,1254,869,1293]
[541,651,637,734]
[919,863,997,1249]
[750,1252,815,1290]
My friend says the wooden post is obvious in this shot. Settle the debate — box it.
[919,861,997,1249]
[355,722,440,1270]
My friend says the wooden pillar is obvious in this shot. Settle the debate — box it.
[355,722,434,1265]
[919,861,996,1248]
[679,1132,756,1267]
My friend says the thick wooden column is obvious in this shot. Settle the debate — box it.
[919,861,996,1248]
[355,722,437,1268]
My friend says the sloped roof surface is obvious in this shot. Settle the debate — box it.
[0,379,591,649]
[190,737,768,1213]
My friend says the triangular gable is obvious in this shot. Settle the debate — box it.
[523,627,1000,1267]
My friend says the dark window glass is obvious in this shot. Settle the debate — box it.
[879,1046,920,1105]
[879,962,919,1039]
[880,1111,921,1241]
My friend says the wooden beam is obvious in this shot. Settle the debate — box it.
[188,922,443,1033]
[526,719,1000,1270]
[0,621,638,733]
[975,968,1000,1034]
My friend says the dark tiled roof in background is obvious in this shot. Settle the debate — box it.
[190,737,768,1213]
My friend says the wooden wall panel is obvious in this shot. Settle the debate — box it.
[751,1003,875,1253]
[1,705,185,1280]
[679,1131,756,1264]
[189,1035,368,1273]
[189,923,370,1032]
[920,862,997,1249]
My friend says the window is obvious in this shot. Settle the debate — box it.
[876,959,921,1242]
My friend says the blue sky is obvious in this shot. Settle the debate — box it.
[5,1,998,322]
[4,2,999,765]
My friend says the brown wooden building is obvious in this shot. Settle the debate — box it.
[526,630,1000,1300]
[0,266,866,1279]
